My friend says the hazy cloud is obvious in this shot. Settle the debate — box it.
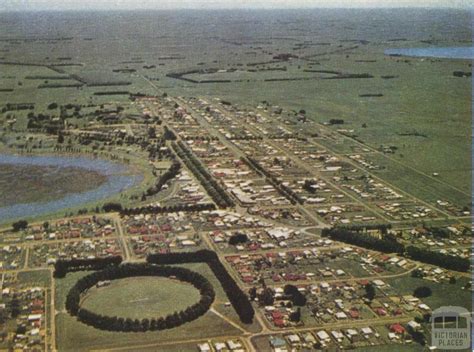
[1,0,472,11]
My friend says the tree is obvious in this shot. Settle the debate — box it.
[249,287,257,301]
[148,127,156,139]
[163,126,176,141]
[414,286,432,298]
[365,283,376,301]
[48,102,58,110]
[259,288,275,306]
[57,131,64,144]
[284,285,306,306]
[411,269,424,278]
[12,220,28,232]
[10,298,20,318]
[289,308,301,322]
[329,118,344,125]
[141,318,150,331]
[229,233,248,246]
[102,202,123,212]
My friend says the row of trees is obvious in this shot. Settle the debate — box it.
[242,157,303,205]
[173,141,234,208]
[102,202,123,212]
[145,161,181,197]
[1,103,34,113]
[323,227,470,272]
[322,227,404,254]
[26,112,64,134]
[147,250,255,324]
[406,246,470,272]
[54,256,123,278]
[338,224,392,235]
[120,203,215,216]
[147,137,171,161]
[66,263,215,332]
[163,126,177,141]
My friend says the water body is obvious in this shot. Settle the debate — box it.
[385,47,474,60]
[0,153,142,222]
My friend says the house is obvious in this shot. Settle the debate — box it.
[27,314,42,322]
[331,330,344,341]
[408,321,421,331]
[316,330,330,342]
[269,336,287,349]
[210,342,224,351]
[388,332,398,340]
[197,343,211,352]
[349,309,360,319]
[227,340,242,350]
[373,279,385,287]
[419,303,431,311]
[346,329,359,342]
[302,332,316,344]
[274,318,285,328]
[390,323,406,335]
[96,280,111,288]
[286,334,300,345]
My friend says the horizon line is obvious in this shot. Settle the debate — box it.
[0,6,472,13]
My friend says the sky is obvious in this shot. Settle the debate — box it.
[1,0,472,11]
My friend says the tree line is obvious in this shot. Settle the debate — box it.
[242,157,303,205]
[337,224,392,234]
[54,256,123,278]
[172,141,234,208]
[322,227,404,254]
[147,249,254,324]
[145,161,181,197]
[406,246,470,272]
[120,203,215,216]
[66,263,215,332]
[322,227,470,272]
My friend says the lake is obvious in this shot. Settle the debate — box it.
[385,47,474,59]
[0,153,142,222]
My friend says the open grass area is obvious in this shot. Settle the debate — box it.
[386,276,471,311]
[56,309,241,352]
[17,269,51,287]
[357,344,423,352]
[81,276,202,320]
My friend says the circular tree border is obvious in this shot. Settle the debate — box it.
[65,263,215,332]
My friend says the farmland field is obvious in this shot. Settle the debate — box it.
[0,9,470,212]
